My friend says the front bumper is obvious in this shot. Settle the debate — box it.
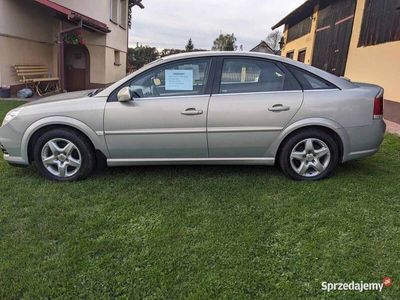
[2,154,28,166]
[0,141,7,154]
[0,124,28,167]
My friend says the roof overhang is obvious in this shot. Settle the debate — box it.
[272,0,318,30]
[33,0,111,34]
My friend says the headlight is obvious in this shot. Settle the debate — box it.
[2,109,21,126]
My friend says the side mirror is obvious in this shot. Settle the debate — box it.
[117,87,132,102]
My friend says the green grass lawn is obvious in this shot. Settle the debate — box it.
[1,100,400,299]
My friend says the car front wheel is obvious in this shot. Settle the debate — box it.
[33,128,96,181]
[279,129,339,181]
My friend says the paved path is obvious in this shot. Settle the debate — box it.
[386,120,400,136]
[384,100,400,124]
[0,96,45,102]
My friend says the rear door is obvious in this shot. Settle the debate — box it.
[207,57,303,158]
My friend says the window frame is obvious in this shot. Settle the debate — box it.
[119,0,128,29]
[114,50,121,66]
[110,0,119,24]
[212,56,303,95]
[297,48,307,63]
[286,51,295,59]
[284,64,340,91]
[108,57,217,102]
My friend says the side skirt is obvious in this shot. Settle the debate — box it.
[107,157,275,167]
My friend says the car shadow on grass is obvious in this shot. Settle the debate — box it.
[1,156,380,185]
[88,159,375,182]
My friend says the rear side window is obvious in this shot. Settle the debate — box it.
[219,58,301,94]
[286,66,337,90]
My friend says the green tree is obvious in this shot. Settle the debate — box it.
[127,45,159,71]
[185,38,194,52]
[212,33,237,51]
[160,48,186,57]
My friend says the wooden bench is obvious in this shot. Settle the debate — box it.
[14,65,60,96]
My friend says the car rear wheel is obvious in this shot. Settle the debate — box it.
[279,129,339,181]
[33,128,96,181]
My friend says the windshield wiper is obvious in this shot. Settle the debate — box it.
[88,88,104,97]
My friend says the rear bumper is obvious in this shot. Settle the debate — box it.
[343,119,386,162]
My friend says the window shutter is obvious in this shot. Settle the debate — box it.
[358,0,400,46]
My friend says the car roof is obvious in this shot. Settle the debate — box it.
[160,51,296,66]
[97,51,354,97]
[161,51,278,61]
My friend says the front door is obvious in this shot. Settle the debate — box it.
[65,45,89,92]
[311,0,357,76]
[207,58,303,158]
[104,58,213,159]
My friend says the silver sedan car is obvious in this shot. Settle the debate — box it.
[0,52,386,181]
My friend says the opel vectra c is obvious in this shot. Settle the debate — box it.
[0,52,386,181]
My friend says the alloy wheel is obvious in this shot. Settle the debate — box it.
[290,138,331,178]
[41,138,82,178]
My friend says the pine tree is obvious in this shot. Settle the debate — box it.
[185,38,194,52]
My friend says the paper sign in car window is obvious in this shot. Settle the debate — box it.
[178,64,200,81]
[165,70,193,91]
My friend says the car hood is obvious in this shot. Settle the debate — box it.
[22,90,95,107]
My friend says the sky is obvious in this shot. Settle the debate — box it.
[129,0,305,51]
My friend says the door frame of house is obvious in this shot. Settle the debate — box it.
[64,44,90,92]
[311,0,357,76]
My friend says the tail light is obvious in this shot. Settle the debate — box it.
[373,91,384,119]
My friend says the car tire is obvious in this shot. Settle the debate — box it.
[33,128,96,181]
[279,129,339,181]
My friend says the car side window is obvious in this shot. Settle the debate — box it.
[286,66,336,90]
[219,58,300,94]
[128,59,211,98]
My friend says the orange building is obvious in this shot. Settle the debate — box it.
[272,0,400,123]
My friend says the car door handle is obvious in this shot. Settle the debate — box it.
[181,108,204,116]
[268,104,290,112]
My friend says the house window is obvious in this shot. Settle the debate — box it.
[114,50,121,66]
[110,0,119,23]
[358,0,400,47]
[286,51,294,59]
[120,0,128,29]
[297,49,306,63]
